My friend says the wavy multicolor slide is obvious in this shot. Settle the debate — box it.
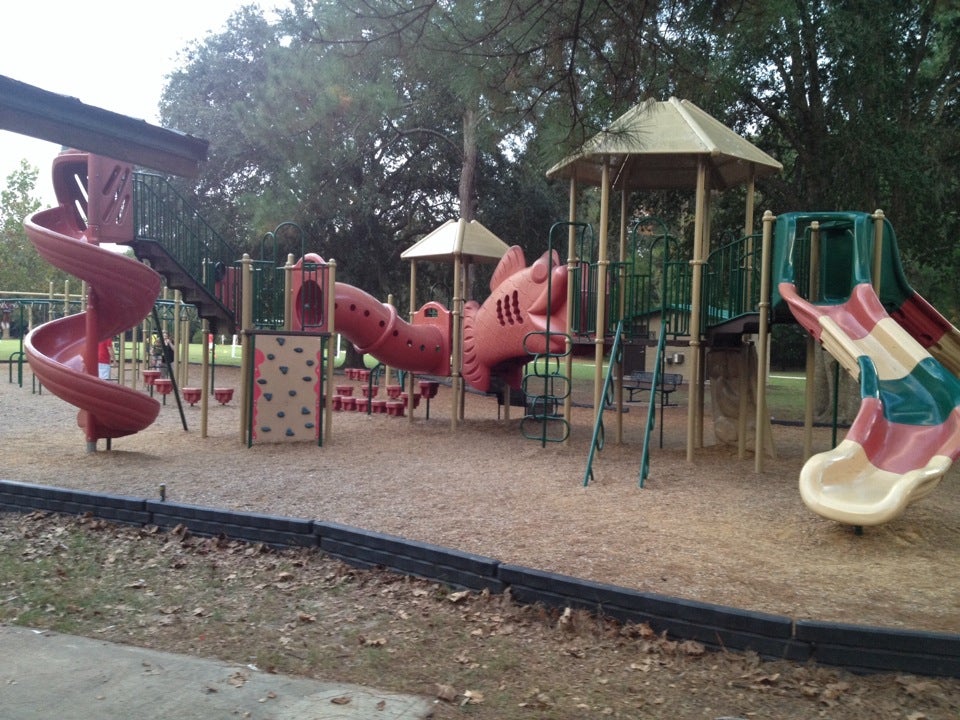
[776,212,960,525]
[24,152,162,446]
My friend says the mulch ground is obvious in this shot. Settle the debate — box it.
[2,362,959,635]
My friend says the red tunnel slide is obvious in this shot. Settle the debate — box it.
[291,253,452,378]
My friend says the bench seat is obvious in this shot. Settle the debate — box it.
[623,371,682,403]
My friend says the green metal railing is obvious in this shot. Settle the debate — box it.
[613,217,692,338]
[565,217,776,343]
[582,321,623,485]
[133,173,240,296]
[639,325,669,486]
[567,223,598,336]
[133,174,291,330]
[4,298,82,387]
[703,232,764,327]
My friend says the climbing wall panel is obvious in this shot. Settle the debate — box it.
[251,334,323,443]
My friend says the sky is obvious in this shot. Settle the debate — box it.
[1,0,287,205]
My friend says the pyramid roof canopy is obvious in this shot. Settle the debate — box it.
[546,97,781,191]
[401,219,510,264]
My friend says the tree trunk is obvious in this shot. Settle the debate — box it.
[459,106,480,299]
[459,107,478,222]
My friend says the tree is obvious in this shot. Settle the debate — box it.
[0,160,68,293]
[160,0,696,308]
[658,1,960,266]
[157,0,960,322]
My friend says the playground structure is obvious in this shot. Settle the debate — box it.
[23,152,162,450]
[771,211,960,525]
[19,99,960,528]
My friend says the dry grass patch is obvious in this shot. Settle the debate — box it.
[3,511,959,720]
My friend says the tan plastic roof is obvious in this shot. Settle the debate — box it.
[401,219,510,264]
[546,97,782,191]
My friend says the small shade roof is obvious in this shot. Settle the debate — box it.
[0,75,209,177]
[546,97,781,191]
[401,219,510,264]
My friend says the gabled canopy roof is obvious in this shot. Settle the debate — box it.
[401,219,510,264]
[546,97,781,191]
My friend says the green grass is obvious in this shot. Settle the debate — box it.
[2,335,811,419]
[0,338,244,368]
[766,371,808,421]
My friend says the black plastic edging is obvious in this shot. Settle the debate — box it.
[1,478,958,678]
[505,581,810,661]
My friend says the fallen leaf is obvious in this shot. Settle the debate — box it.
[228,671,248,687]
[461,689,484,705]
[898,676,940,697]
[330,695,352,705]
[435,684,457,702]
[678,640,705,656]
[447,590,470,604]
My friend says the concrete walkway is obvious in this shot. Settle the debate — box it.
[1,625,433,719]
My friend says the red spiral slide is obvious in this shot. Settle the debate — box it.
[24,152,162,446]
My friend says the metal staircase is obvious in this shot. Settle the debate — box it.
[127,173,240,334]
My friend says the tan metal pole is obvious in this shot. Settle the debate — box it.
[696,189,712,448]
[804,221,821,458]
[200,318,209,439]
[129,323,138,389]
[450,219,467,429]
[325,260,337,439]
[283,254,295,331]
[686,160,708,462]
[402,262,417,392]
[737,173,757,459]
[592,159,610,412]
[872,209,885,292]
[616,183,628,444]
[563,176,577,435]
[397,293,415,423]
[172,289,182,384]
[755,211,776,473]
